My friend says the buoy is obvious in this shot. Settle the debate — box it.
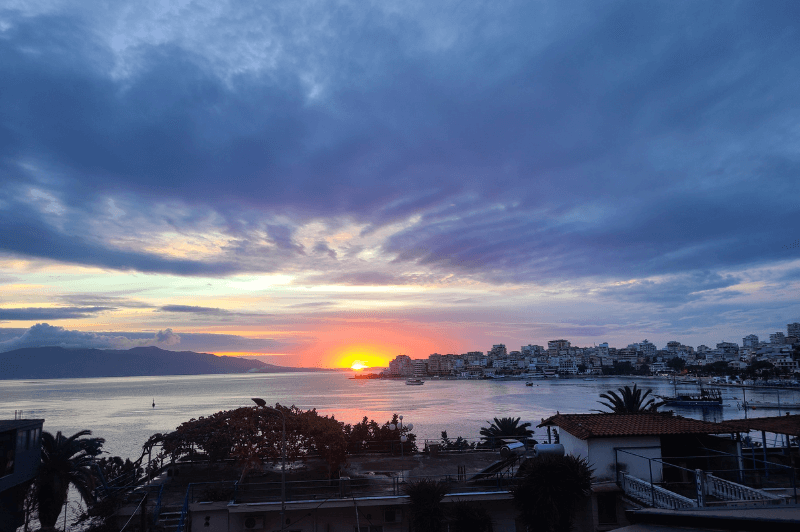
[152,398,155,409]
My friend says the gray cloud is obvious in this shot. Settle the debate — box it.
[0,324,290,353]
[0,323,179,352]
[594,271,743,306]
[0,306,112,320]
[159,305,232,315]
[0,0,798,291]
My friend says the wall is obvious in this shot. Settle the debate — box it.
[558,430,589,461]
[588,436,662,483]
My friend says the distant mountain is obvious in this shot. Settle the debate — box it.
[0,346,320,379]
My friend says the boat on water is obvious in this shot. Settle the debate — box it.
[405,378,424,385]
[659,380,723,407]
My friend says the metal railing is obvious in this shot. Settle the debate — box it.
[704,473,783,503]
[614,448,797,507]
[620,473,697,509]
[150,483,165,528]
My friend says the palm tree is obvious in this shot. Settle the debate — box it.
[479,417,533,447]
[36,430,104,530]
[404,478,449,532]
[512,454,593,532]
[596,384,661,413]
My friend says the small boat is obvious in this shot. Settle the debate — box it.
[660,386,723,407]
[405,378,424,385]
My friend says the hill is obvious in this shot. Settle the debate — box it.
[0,346,314,379]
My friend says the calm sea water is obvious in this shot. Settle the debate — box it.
[2,373,799,460]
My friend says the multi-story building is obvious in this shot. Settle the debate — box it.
[638,339,657,357]
[548,339,571,352]
[788,323,800,339]
[388,355,413,377]
[770,332,786,345]
[716,342,739,358]
[521,344,545,357]
[742,334,759,348]
[412,359,427,376]
[489,344,507,358]
[427,353,442,375]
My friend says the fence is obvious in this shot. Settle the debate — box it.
[615,448,797,508]
[173,472,514,532]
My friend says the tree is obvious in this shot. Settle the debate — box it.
[36,430,105,530]
[479,417,533,448]
[159,404,349,479]
[512,454,593,532]
[342,414,417,455]
[404,478,449,532]
[448,500,493,531]
[667,357,686,372]
[596,384,661,413]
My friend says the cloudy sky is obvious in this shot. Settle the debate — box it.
[1,1,798,368]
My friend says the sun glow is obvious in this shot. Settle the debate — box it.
[334,345,390,370]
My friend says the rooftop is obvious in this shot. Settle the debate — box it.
[538,412,737,440]
[0,419,44,432]
[723,414,800,437]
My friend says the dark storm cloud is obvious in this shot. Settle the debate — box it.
[1,1,799,283]
[0,306,112,320]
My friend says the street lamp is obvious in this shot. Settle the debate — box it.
[252,399,286,531]
[388,415,413,481]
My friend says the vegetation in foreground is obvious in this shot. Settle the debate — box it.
[513,454,594,532]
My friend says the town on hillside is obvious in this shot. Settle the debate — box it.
[376,323,800,383]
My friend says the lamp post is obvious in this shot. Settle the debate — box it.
[252,399,286,531]
[388,415,413,481]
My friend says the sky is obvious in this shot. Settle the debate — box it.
[1,1,799,368]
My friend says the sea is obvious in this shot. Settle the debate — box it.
[3,373,800,461]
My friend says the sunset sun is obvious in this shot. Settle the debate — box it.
[350,361,369,370]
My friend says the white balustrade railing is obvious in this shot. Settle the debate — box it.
[620,473,697,509]
[704,474,783,503]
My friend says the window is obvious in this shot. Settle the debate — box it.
[597,492,617,525]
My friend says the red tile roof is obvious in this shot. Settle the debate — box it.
[538,413,737,440]
[723,414,800,437]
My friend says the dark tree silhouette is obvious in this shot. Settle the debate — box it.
[479,417,533,447]
[36,430,104,530]
[404,478,449,532]
[449,500,493,531]
[513,454,593,532]
[596,384,661,413]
